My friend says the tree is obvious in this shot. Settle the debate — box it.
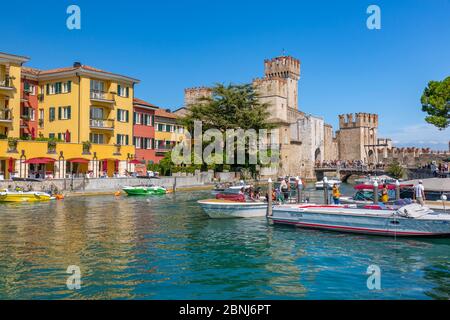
[386,162,405,179]
[421,76,450,130]
[178,83,276,174]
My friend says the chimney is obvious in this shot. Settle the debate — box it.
[73,62,82,68]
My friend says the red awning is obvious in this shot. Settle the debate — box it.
[128,159,141,165]
[24,157,56,164]
[67,158,90,164]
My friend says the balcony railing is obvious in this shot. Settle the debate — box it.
[90,118,114,130]
[0,77,13,89]
[90,90,114,103]
[0,109,12,122]
[156,145,174,152]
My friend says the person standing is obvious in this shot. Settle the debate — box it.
[381,184,389,203]
[332,183,341,205]
[414,180,426,206]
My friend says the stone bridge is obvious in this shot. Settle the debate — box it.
[314,166,387,182]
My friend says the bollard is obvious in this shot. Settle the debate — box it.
[373,180,379,204]
[323,177,329,205]
[267,178,273,217]
[395,179,400,201]
[296,176,302,203]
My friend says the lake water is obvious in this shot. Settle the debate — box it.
[0,186,449,299]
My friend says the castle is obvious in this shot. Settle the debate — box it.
[178,56,449,178]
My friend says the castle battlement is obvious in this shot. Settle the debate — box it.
[184,86,212,106]
[339,113,378,129]
[264,56,300,80]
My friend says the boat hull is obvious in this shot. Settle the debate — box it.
[270,205,450,237]
[198,199,267,218]
[123,187,166,196]
[0,192,52,202]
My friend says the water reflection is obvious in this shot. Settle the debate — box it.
[0,190,449,299]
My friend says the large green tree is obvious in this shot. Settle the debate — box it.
[421,76,450,130]
[178,83,277,173]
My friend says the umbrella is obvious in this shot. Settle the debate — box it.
[31,127,36,140]
[65,130,71,142]
[102,160,108,172]
[115,159,119,172]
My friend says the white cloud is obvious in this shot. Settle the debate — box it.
[381,124,449,150]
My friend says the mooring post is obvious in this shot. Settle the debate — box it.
[442,194,447,214]
[323,176,329,204]
[267,178,273,217]
[395,179,400,200]
[373,180,379,204]
[173,176,177,193]
[296,176,302,203]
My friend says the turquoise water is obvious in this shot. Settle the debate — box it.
[0,187,449,299]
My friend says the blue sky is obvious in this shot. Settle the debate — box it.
[2,0,449,149]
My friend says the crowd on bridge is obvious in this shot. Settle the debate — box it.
[315,160,386,170]
[418,161,450,177]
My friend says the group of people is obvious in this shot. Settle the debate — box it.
[239,186,262,201]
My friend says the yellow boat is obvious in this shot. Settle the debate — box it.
[0,189,52,202]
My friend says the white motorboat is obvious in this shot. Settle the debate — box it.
[198,199,267,218]
[315,178,341,190]
[354,174,398,185]
[269,203,450,237]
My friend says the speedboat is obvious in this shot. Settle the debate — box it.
[198,193,267,218]
[211,181,252,195]
[0,189,52,202]
[269,203,450,237]
[122,185,167,196]
[354,174,398,185]
[315,178,341,190]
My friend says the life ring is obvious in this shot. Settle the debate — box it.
[114,191,122,197]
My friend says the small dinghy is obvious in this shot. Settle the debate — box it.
[0,189,52,203]
[198,193,267,219]
[122,186,167,196]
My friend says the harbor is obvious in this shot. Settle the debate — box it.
[0,181,449,299]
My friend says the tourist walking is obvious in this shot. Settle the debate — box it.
[413,180,426,206]
[381,184,389,203]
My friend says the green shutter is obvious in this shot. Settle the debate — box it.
[49,133,55,139]
[126,135,129,145]
[58,107,62,120]
[126,87,129,98]
[46,84,50,95]
[58,133,62,140]
[117,84,121,96]
[126,110,129,122]
[152,115,154,126]
[49,107,55,121]
[67,81,72,93]
[116,134,119,145]
[67,106,71,119]
[117,109,120,121]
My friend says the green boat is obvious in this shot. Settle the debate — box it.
[122,186,167,196]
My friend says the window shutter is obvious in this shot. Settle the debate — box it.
[126,135,129,145]
[58,133,62,140]
[116,134,119,145]
[117,109,120,122]
[67,81,72,93]
[133,112,136,125]
[46,84,49,95]
[152,139,155,149]
[126,110,129,122]
[152,115,154,126]
[117,84,121,96]
[49,108,54,121]
[58,107,62,120]
[126,87,129,98]
[67,106,71,119]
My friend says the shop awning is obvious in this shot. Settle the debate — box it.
[128,159,141,165]
[24,157,56,164]
[67,158,90,164]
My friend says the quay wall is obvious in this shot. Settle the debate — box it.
[0,172,214,193]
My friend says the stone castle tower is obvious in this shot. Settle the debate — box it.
[336,113,379,162]
[184,87,212,106]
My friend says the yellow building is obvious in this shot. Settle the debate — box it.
[154,109,185,162]
[0,52,139,179]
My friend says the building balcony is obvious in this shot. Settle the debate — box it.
[156,146,173,153]
[90,118,115,130]
[90,90,115,105]
[0,77,14,92]
[0,109,13,125]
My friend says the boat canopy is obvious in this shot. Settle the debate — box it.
[354,184,413,191]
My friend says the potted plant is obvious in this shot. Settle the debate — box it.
[7,137,18,152]
[82,141,92,154]
[47,139,57,154]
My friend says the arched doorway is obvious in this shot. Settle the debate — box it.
[314,148,321,162]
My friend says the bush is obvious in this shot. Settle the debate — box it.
[387,162,405,179]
